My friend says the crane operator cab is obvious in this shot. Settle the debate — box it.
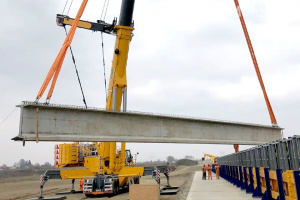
[125,149,133,164]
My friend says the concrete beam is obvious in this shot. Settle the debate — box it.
[13,102,283,145]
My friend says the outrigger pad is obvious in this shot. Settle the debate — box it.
[160,186,179,195]
[161,186,179,190]
[26,196,67,200]
[160,189,179,195]
[56,190,83,195]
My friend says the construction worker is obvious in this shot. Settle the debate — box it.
[202,164,207,180]
[215,163,221,179]
[80,179,84,191]
[207,164,212,180]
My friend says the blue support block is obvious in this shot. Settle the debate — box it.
[262,168,272,200]
[239,166,244,188]
[252,167,262,197]
[225,165,228,180]
[246,167,254,194]
[222,165,225,180]
[231,166,234,183]
[231,166,234,181]
[220,165,224,179]
[261,191,269,200]
[241,167,247,190]
[227,165,230,181]
[223,165,227,180]
[232,166,236,185]
[236,166,242,188]
[235,166,239,186]
[225,166,228,180]
[231,166,236,185]
[226,166,229,182]
[293,170,300,200]
[230,166,233,183]
[276,169,285,200]
[236,166,242,187]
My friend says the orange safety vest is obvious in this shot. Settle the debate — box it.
[80,179,84,185]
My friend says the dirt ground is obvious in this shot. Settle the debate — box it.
[0,165,202,200]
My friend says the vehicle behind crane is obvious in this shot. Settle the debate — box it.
[202,153,218,164]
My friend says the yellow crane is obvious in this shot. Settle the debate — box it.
[36,0,173,197]
[202,154,218,164]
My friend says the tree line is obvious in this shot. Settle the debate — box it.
[1,159,53,169]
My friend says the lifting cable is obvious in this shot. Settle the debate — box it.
[63,26,88,108]
[100,32,108,101]
[62,0,69,15]
[0,107,17,126]
[100,0,110,21]
[67,0,74,16]
[99,0,110,101]
[62,0,73,16]
[103,0,110,20]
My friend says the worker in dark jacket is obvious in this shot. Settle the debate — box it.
[202,164,207,180]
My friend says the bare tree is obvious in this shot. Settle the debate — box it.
[43,162,52,167]
[184,155,194,160]
[18,159,26,168]
[167,156,175,163]
[34,163,40,168]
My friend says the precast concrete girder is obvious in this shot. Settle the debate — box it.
[12,101,283,145]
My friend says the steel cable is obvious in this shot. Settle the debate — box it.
[0,107,17,126]
[101,32,108,101]
[63,26,88,108]
[62,0,69,15]
[67,0,74,16]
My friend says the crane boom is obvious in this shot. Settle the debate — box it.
[104,0,135,174]
[233,0,277,126]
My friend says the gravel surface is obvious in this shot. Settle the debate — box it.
[0,165,203,200]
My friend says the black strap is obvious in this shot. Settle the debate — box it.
[64,26,88,108]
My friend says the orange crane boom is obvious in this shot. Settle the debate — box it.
[36,0,88,101]
[233,0,277,127]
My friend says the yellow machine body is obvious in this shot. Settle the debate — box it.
[202,153,218,164]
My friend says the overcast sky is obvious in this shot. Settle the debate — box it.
[0,0,299,166]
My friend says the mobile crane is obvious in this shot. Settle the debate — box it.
[36,0,173,197]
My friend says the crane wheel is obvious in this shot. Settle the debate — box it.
[113,180,119,196]
[133,177,140,184]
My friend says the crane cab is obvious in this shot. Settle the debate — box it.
[125,149,133,165]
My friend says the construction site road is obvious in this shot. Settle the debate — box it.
[0,164,203,200]
[187,171,254,200]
